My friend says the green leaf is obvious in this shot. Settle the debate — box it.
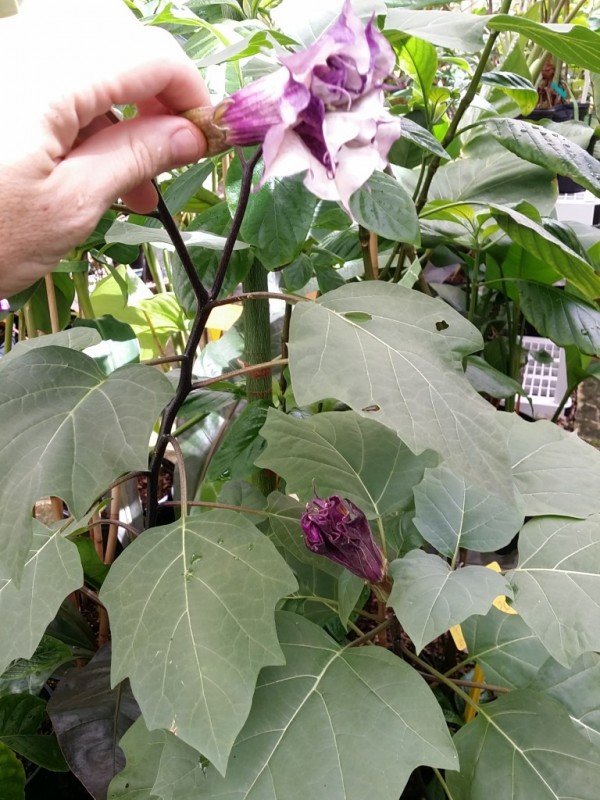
[160,612,457,799]
[481,71,537,115]
[162,161,215,215]
[389,551,510,653]
[531,652,600,745]
[486,118,600,197]
[74,315,140,374]
[0,694,67,771]
[0,347,171,580]
[518,282,600,356]
[48,645,139,798]
[288,283,514,501]
[227,164,318,269]
[0,327,101,367]
[101,510,297,774]
[0,521,82,676]
[465,354,528,399]
[349,171,420,244]
[107,717,164,800]
[509,513,600,666]
[271,0,386,45]
[337,571,366,629]
[396,36,437,101]
[105,219,248,250]
[502,414,600,518]
[0,636,72,698]
[0,741,25,800]
[448,691,600,799]
[429,152,556,215]
[487,16,600,72]
[256,409,434,519]
[397,117,450,160]
[385,9,487,52]
[205,400,269,482]
[413,464,523,559]
[492,204,600,298]
[462,607,551,690]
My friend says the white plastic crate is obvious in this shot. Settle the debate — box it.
[520,336,571,419]
[555,191,599,225]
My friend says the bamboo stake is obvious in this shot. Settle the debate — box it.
[45,274,60,333]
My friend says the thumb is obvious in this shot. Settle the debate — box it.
[56,115,207,214]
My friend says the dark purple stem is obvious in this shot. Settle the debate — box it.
[146,149,261,527]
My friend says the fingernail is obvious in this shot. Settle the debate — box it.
[170,126,203,165]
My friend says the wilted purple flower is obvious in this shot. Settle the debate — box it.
[184,0,400,208]
[301,495,386,584]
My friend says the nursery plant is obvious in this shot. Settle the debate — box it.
[2,0,600,798]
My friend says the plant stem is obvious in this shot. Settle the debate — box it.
[211,291,306,308]
[24,302,37,338]
[358,225,376,280]
[3,313,14,353]
[190,358,287,390]
[551,382,577,423]
[73,270,94,319]
[242,259,273,403]
[433,768,456,800]
[414,0,513,213]
[143,243,167,293]
[398,641,481,713]
[167,434,188,519]
[347,618,392,648]
[45,274,60,333]
[147,150,261,527]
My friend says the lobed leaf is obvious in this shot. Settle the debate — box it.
[101,511,297,774]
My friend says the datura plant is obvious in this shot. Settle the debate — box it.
[2,1,600,799]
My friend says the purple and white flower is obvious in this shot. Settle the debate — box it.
[300,494,386,584]
[185,0,400,207]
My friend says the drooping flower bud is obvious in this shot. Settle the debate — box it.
[184,0,400,208]
[300,495,386,584]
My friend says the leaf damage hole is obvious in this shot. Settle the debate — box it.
[435,320,449,331]
[362,404,381,412]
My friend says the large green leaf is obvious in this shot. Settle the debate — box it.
[48,645,139,799]
[396,117,450,160]
[413,464,523,559]
[428,151,556,214]
[101,510,297,774]
[0,328,101,367]
[0,521,82,675]
[486,118,600,197]
[0,694,67,771]
[108,718,164,800]
[518,282,600,356]
[388,551,510,653]
[447,691,600,799]
[509,514,600,666]
[105,219,248,251]
[349,171,420,244]
[288,283,514,501]
[487,16,600,72]
[0,741,25,800]
[0,347,171,580]
[492,205,600,299]
[501,415,600,518]
[385,9,487,52]
[0,636,72,698]
[531,652,600,745]
[481,71,537,115]
[205,400,269,482]
[396,36,437,101]
[129,612,457,800]
[226,162,318,270]
[257,409,434,519]
[462,607,551,690]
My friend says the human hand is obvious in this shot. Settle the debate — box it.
[0,0,210,297]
